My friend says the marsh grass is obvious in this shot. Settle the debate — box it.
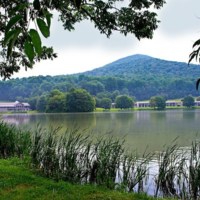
[2,121,200,199]
[153,140,200,199]
[118,151,152,193]
[186,141,200,200]
[155,143,180,197]
[29,125,151,192]
[0,121,31,158]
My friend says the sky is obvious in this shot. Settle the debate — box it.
[13,0,200,78]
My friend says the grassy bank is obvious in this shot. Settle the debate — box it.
[1,122,200,199]
[0,158,167,200]
[95,107,196,112]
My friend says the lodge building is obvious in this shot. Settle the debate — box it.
[134,100,200,108]
[0,101,30,112]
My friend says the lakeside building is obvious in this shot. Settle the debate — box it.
[0,101,30,112]
[135,100,200,108]
[165,100,183,107]
[134,101,150,108]
[195,101,200,106]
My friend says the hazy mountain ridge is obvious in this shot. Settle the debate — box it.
[83,54,200,79]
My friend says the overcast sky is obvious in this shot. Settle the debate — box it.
[14,0,200,78]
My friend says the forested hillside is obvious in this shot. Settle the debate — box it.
[84,54,200,78]
[0,54,199,110]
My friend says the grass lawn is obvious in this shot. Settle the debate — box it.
[0,158,172,200]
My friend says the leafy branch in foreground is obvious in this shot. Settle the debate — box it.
[0,0,165,79]
[189,39,200,90]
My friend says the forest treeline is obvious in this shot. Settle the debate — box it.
[0,55,199,110]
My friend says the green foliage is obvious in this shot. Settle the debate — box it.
[27,96,38,110]
[66,89,95,112]
[36,95,47,112]
[0,158,162,200]
[196,96,200,101]
[150,96,166,110]
[115,95,133,109]
[183,95,195,108]
[0,0,165,78]
[82,80,105,95]
[2,122,200,199]
[46,89,66,112]
[0,121,31,158]
[0,55,199,106]
[29,126,151,192]
[100,98,112,109]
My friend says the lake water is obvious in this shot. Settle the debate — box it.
[1,110,200,154]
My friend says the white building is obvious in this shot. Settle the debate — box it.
[134,101,150,108]
[165,100,183,107]
[0,101,30,112]
[135,100,200,108]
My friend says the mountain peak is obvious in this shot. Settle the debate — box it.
[83,54,199,78]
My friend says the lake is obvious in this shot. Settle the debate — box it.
[1,109,200,154]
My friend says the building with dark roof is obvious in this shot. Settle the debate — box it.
[0,101,30,112]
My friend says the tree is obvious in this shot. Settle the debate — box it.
[36,95,47,112]
[183,95,195,108]
[0,0,165,79]
[196,96,200,101]
[27,96,38,110]
[111,90,120,101]
[46,89,66,112]
[150,96,165,110]
[100,98,112,110]
[115,95,133,109]
[82,80,105,95]
[66,89,95,112]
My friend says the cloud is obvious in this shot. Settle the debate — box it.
[13,0,200,78]
[158,0,200,36]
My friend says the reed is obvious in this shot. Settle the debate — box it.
[118,149,152,193]
[155,143,180,197]
[154,141,200,199]
[28,126,148,190]
[90,136,125,189]
[187,141,200,200]
[30,124,44,167]
[0,121,30,158]
[3,121,200,199]
[58,128,92,183]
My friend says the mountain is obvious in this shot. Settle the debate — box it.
[83,54,200,79]
[0,54,200,103]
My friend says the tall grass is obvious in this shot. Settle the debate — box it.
[155,143,179,197]
[154,141,200,199]
[29,125,150,192]
[2,121,200,199]
[0,121,31,158]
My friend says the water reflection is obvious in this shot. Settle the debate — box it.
[1,110,200,154]
[2,114,31,125]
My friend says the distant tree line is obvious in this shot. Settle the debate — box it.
[0,74,198,101]
[0,74,198,112]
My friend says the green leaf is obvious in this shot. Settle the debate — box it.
[193,39,200,48]
[45,12,52,28]
[36,18,50,38]
[188,51,197,64]
[5,28,22,58]
[5,15,22,33]
[3,30,16,46]
[7,40,13,59]
[196,78,200,90]
[33,0,41,10]
[24,40,35,62]
[29,29,42,55]
[74,0,82,9]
